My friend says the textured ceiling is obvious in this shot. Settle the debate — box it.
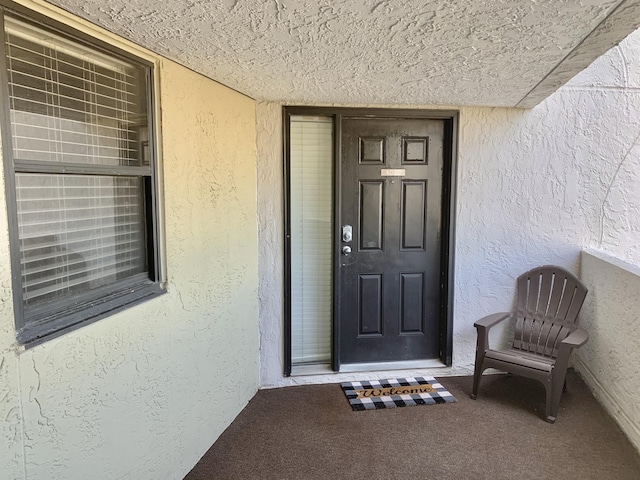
[43,0,640,107]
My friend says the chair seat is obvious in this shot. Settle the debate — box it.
[485,348,555,372]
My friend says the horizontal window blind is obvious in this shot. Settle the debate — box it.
[16,174,146,308]
[290,116,333,365]
[2,13,156,335]
[4,16,147,167]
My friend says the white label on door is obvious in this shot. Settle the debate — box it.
[381,168,406,177]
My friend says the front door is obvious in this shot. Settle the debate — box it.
[338,117,444,364]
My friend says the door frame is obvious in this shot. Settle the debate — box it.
[283,107,458,376]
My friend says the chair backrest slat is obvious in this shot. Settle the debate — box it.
[537,321,555,355]
[565,284,586,322]
[513,318,525,350]
[538,271,554,317]
[513,266,588,358]
[526,270,542,314]
[544,271,565,319]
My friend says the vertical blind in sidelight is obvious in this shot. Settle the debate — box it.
[4,16,150,311]
[289,116,333,365]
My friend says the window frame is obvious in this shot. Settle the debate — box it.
[0,2,164,346]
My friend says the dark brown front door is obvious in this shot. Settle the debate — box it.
[338,117,444,364]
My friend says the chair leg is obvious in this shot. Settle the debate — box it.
[471,363,484,400]
[546,374,566,424]
[545,382,555,423]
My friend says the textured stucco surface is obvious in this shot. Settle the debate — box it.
[577,250,640,452]
[256,103,285,385]
[0,149,23,480]
[257,27,640,388]
[157,58,259,478]
[516,0,640,108]
[0,0,639,477]
[42,0,640,108]
[0,4,260,479]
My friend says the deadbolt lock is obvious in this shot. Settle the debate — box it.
[342,225,353,243]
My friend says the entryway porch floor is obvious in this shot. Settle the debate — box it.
[184,370,640,480]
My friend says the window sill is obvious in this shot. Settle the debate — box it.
[18,282,166,348]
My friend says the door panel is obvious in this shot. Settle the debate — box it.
[358,274,383,335]
[360,138,386,163]
[359,181,384,250]
[401,181,426,250]
[339,117,444,364]
[401,272,424,333]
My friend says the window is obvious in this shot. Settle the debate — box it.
[0,9,163,345]
[288,115,333,366]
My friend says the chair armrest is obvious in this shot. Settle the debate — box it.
[474,312,512,330]
[474,312,512,354]
[560,327,589,349]
[555,327,589,373]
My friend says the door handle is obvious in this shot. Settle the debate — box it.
[342,246,352,255]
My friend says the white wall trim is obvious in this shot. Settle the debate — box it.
[583,248,640,277]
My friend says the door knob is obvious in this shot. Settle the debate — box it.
[341,246,352,255]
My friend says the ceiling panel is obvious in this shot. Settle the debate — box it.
[42,0,640,107]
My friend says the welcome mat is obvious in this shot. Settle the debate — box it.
[341,376,456,411]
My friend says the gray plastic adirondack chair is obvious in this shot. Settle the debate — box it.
[470,265,589,423]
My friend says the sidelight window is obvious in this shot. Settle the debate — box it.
[288,115,333,366]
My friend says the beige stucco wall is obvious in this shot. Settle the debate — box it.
[0,4,259,480]
[577,250,640,453]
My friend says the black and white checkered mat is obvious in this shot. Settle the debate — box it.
[341,376,457,411]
